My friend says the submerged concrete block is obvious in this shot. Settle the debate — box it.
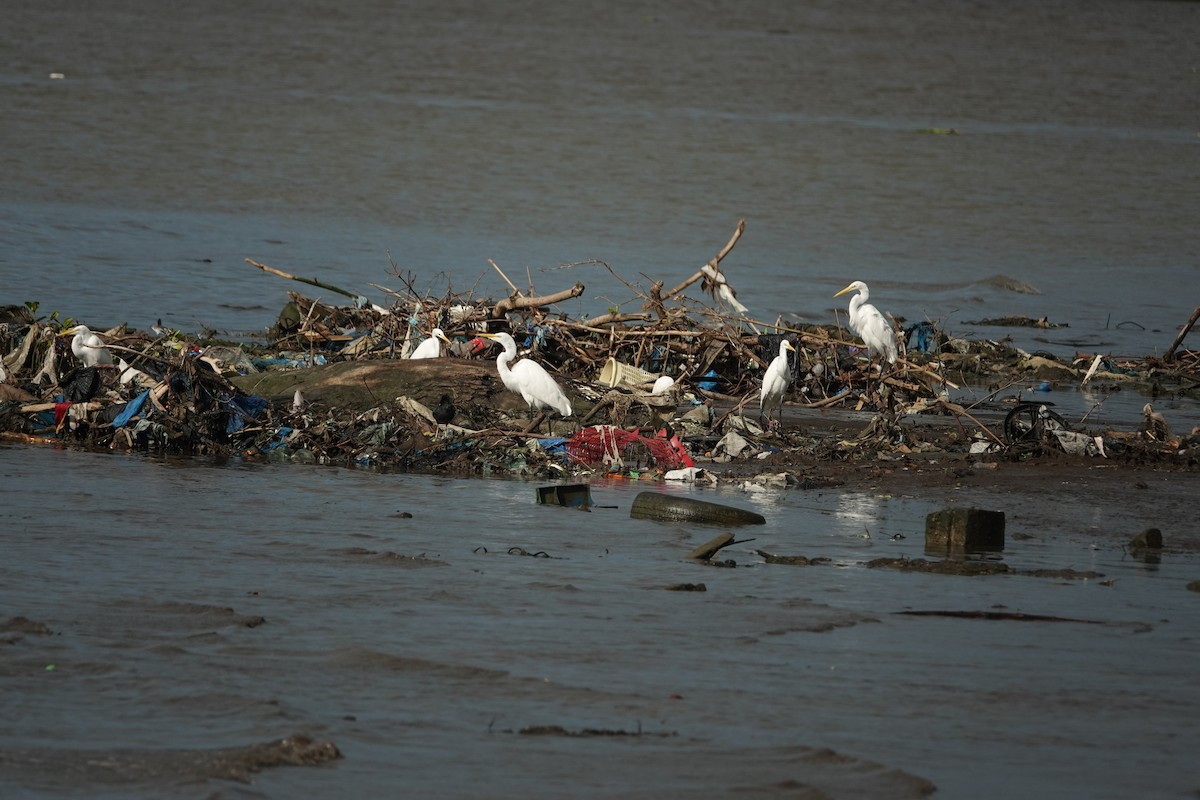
[925,507,1005,552]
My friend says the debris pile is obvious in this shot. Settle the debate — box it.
[3,225,1198,478]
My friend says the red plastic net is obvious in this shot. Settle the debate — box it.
[565,425,694,470]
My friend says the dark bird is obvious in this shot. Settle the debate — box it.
[432,394,455,425]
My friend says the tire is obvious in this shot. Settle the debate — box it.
[1003,401,1067,445]
[630,491,766,526]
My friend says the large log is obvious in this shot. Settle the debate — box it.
[229,358,539,414]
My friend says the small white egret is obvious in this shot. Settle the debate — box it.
[834,281,897,365]
[59,324,113,368]
[409,328,451,360]
[651,375,676,395]
[760,339,797,426]
[479,332,573,432]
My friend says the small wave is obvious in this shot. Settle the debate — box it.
[976,274,1042,295]
[326,646,508,680]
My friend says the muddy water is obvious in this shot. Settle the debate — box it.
[3,443,1198,798]
[4,1,1199,795]
[3,0,1198,360]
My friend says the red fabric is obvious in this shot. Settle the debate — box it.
[566,425,693,470]
[54,401,72,427]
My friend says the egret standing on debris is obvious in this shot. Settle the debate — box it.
[834,281,898,365]
[479,332,572,432]
[60,325,113,368]
[409,328,451,360]
[760,339,797,426]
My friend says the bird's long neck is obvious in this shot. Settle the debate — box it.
[496,349,515,380]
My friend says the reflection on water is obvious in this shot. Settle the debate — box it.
[3,444,1198,798]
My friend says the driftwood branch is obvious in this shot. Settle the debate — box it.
[582,311,654,327]
[492,282,586,318]
[488,259,523,297]
[1163,304,1200,361]
[664,218,746,301]
[246,259,363,302]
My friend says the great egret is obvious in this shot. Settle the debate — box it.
[833,281,897,365]
[479,332,573,432]
[60,324,113,368]
[409,328,451,360]
[760,339,797,426]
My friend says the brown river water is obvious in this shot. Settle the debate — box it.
[2,0,1197,356]
[3,0,1200,796]
[3,443,1199,798]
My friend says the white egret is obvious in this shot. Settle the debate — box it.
[760,339,797,426]
[409,328,451,360]
[479,332,573,432]
[833,281,897,365]
[59,324,113,368]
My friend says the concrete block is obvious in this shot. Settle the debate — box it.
[925,508,1005,553]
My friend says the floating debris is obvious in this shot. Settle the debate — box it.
[2,222,1197,479]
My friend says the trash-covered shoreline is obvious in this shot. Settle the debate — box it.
[3,230,1198,482]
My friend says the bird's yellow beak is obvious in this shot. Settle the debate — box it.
[784,340,797,352]
[478,333,497,339]
[833,284,855,298]
[57,326,80,337]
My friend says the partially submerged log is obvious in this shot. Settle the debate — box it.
[230,358,519,414]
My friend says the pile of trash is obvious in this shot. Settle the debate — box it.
[3,224,1198,477]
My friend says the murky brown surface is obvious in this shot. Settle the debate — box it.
[3,443,1198,798]
[3,0,1199,795]
[3,0,1197,358]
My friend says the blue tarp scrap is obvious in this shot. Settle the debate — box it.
[521,325,551,350]
[696,369,721,391]
[538,437,568,457]
[260,426,294,452]
[905,321,938,353]
[112,389,151,429]
[223,394,268,434]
